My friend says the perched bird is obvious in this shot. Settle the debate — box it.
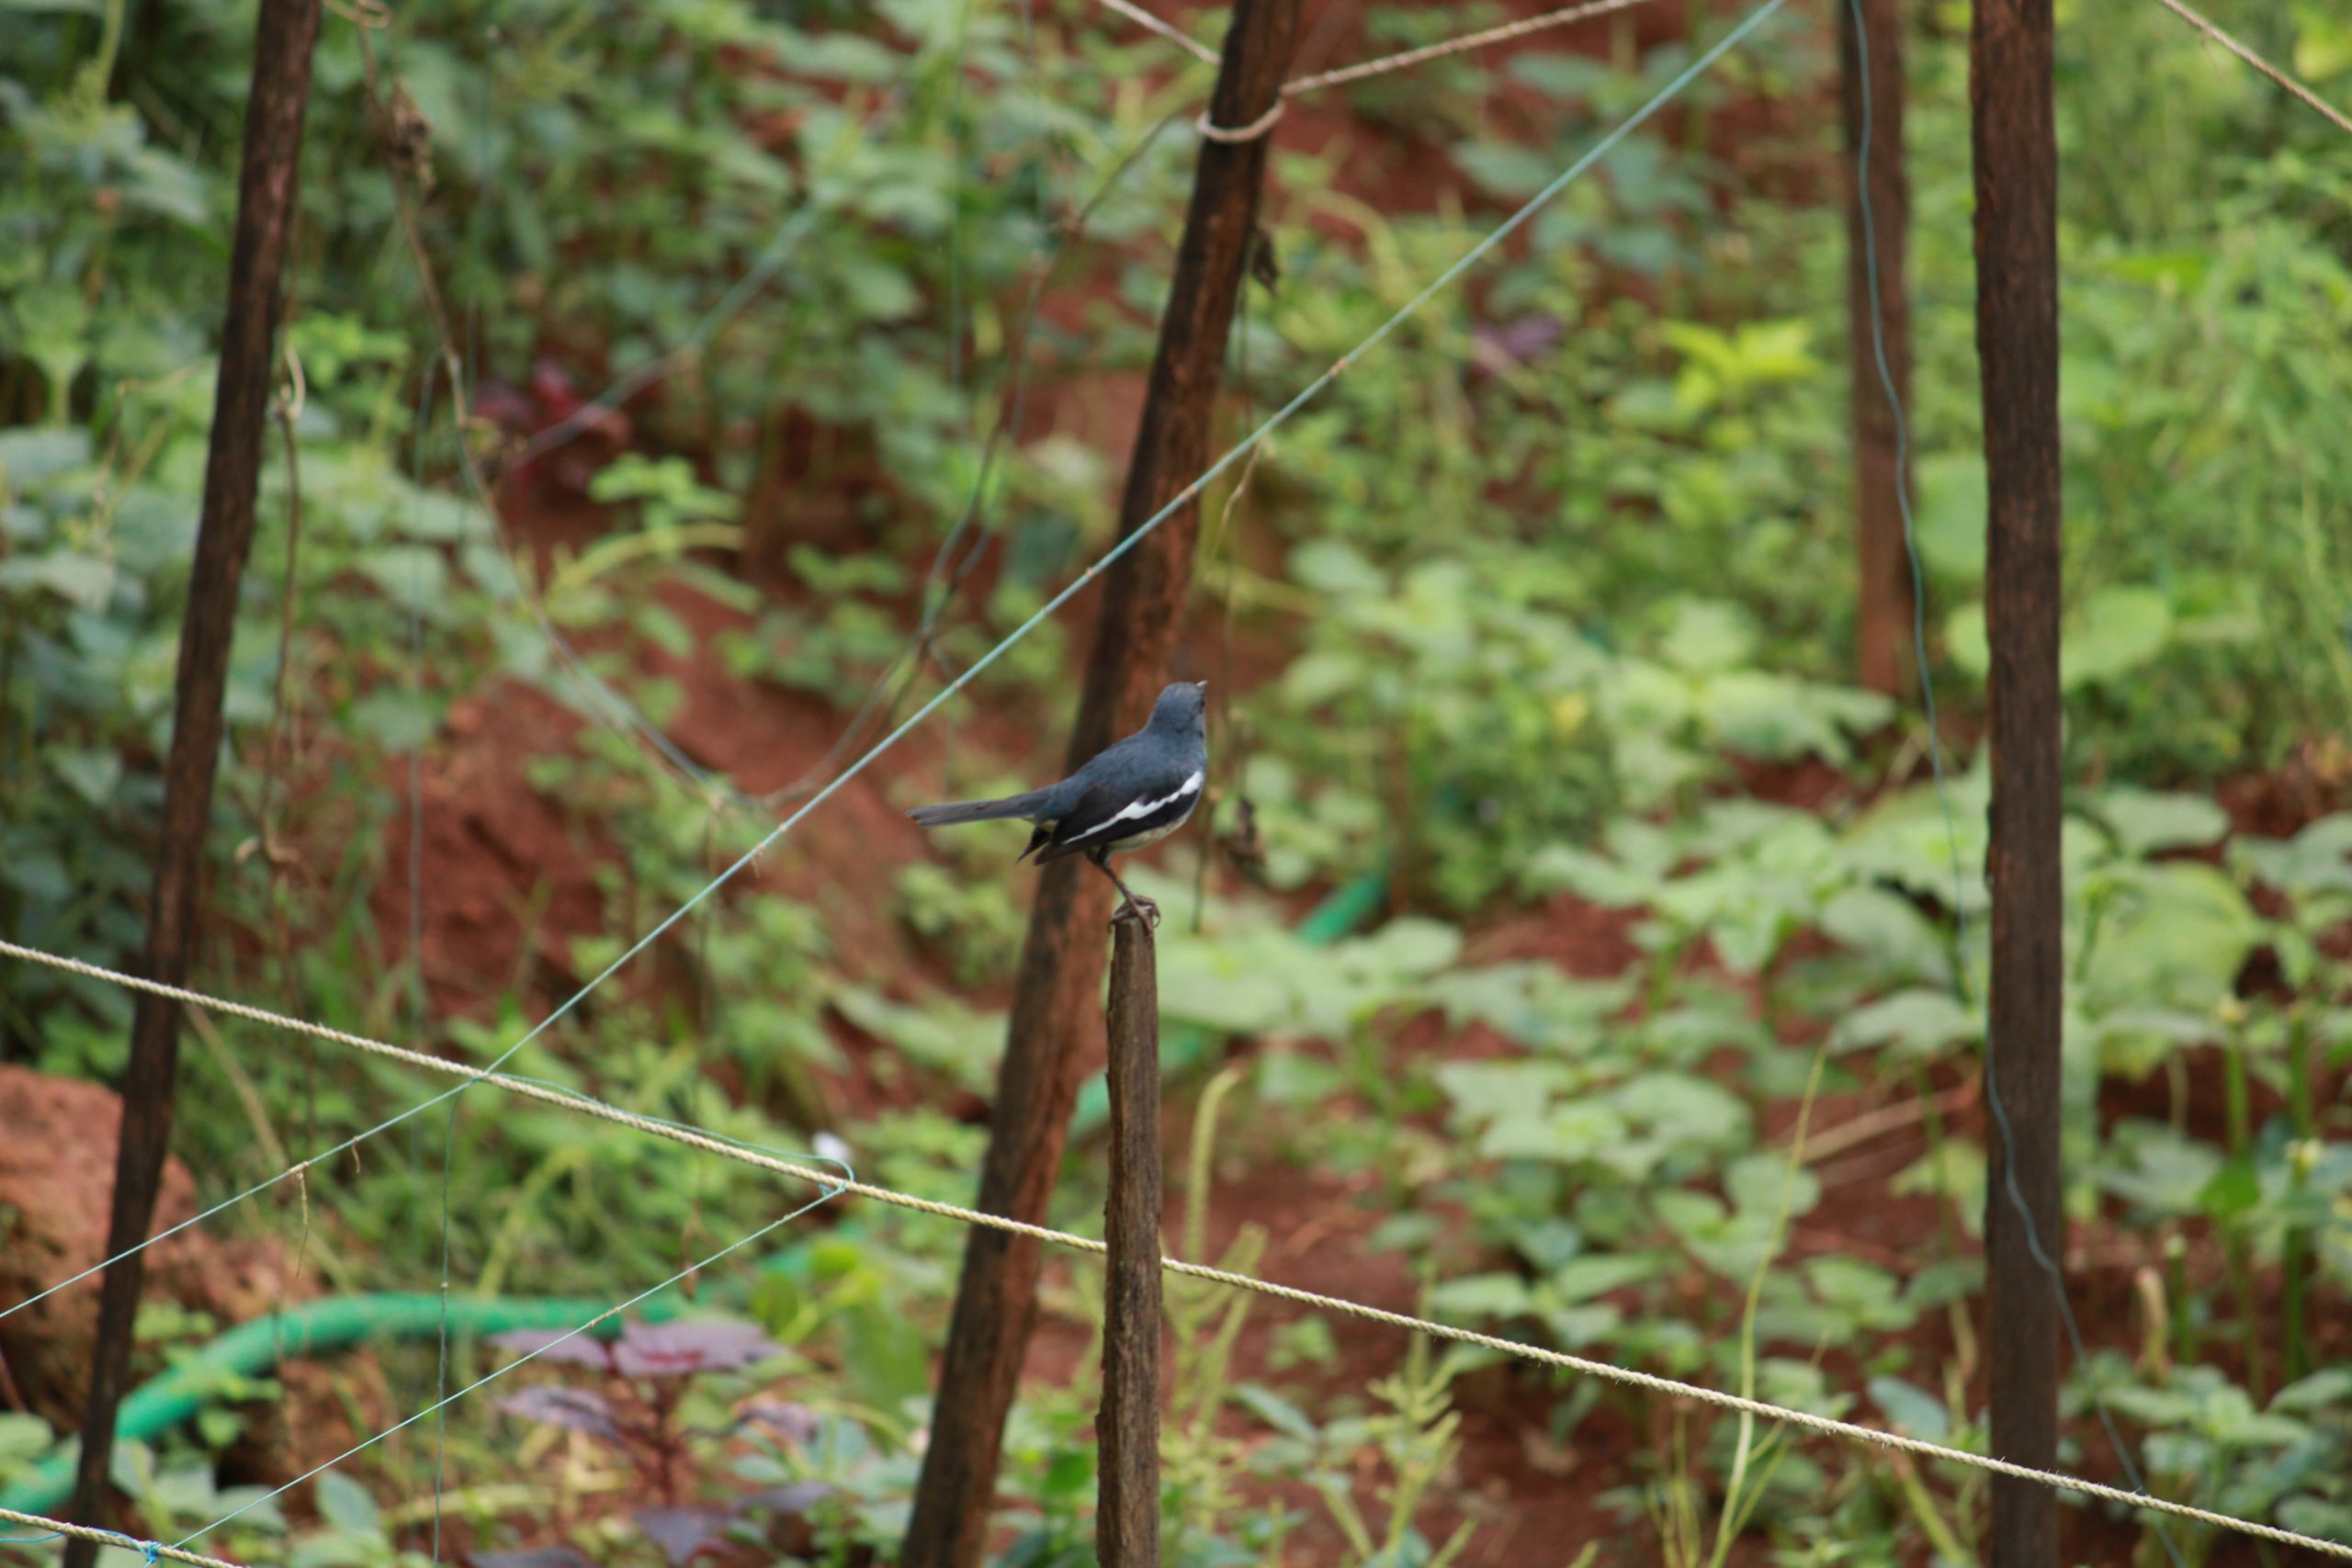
[908,681,1208,928]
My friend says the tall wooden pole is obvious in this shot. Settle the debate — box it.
[1841,0,1916,697]
[1972,0,2063,1561]
[62,0,322,1557]
[899,2,1298,1562]
[1098,913,1163,1568]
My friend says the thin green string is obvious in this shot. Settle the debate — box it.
[0,0,1793,1337]
[1845,0,2183,1555]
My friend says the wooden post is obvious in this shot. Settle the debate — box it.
[61,0,322,1558]
[900,2,1298,1562]
[1840,0,1917,697]
[1972,0,2062,1562]
[1098,913,1163,1568]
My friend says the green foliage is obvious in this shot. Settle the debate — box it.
[6,0,2351,1562]
[1237,1327,1477,1568]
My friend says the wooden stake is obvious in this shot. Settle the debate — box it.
[900,3,1297,1563]
[1972,0,2063,1561]
[61,1,322,1559]
[1841,0,1917,698]
[1098,913,1163,1568]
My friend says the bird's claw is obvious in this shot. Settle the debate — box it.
[1113,894,1160,931]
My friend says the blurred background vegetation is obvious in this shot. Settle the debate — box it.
[2,0,2349,1562]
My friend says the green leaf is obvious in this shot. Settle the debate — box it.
[1233,1382,1317,1441]
[1452,141,1559,198]
[2270,1368,2352,1413]
[2104,1384,2199,1426]
[1551,1255,1659,1302]
[1434,1060,1566,1126]
[2091,788,2229,857]
[1040,1449,1092,1498]
[2064,586,2173,690]
[1257,1050,1343,1107]
[315,1472,379,1536]
[49,748,123,806]
[0,551,114,605]
[1429,1273,1532,1320]
[1351,917,1464,978]
[1944,601,1989,680]
[1509,51,1612,98]
[1832,988,1977,1057]
[2198,1156,2262,1220]
[0,1413,54,1467]
[1914,453,1985,582]
[0,426,94,484]
[2220,1413,2308,1448]
[1868,1376,1951,1441]
[348,690,436,752]
[1611,1072,1748,1151]
[361,546,447,612]
[1288,538,1386,598]
[2100,1126,2222,1215]
[1522,845,1653,908]
[1724,1150,1820,1218]
[1657,598,1758,673]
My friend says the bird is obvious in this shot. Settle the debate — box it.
[907,680,1208,929]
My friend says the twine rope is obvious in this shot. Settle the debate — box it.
[1100,0,1657,104]
[1282,0,1654,97]
[2147,0,2352,138]
[1196,98,1286,142]
[2,940,2346,1562]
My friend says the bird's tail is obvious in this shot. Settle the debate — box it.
[908,788,1052,829]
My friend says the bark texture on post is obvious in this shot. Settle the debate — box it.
[1972,0,2064,1562]
[60,1,322,1558]
[900,3,1298,1562]
[1098,914,1163,1568]
[1841,0,1917,697]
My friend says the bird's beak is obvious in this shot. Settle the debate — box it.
[1195,680,1208,691]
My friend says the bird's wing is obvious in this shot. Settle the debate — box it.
[1031,761,1204,864]
[1061,730,1144,785]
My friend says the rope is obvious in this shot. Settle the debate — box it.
[1196,98,1285,142]
[1096,0,1219,64]
[1,0,1787,1336]
[1281,0,1654,97]
[373,0,1667,816]
[170,1184,845,1551]
[0,1515,226,1568]
[2147,0,2352,139]
[0,937,845,1238]
[1843,0,2180,1559]
[41,4,2311,1551]
[1091,0,1657,100]
[4,939,2348,1561]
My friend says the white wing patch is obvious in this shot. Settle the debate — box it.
[1066,769,1204,845]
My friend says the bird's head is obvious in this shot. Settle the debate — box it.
[1148,680,1209,740]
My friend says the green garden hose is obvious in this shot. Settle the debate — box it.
[0,1292,687,1518]
[1,865,1389,1519]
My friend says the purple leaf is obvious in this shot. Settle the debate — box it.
[611,1319,782,1378]
[738,1400,820,1446]
[633,1506,731,1567]
[1470,314,1565,377]
[497,1386,623,1443]
[487,1328,614,1368]
[737,1481,832,1519]
[468,1548,592,1568]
